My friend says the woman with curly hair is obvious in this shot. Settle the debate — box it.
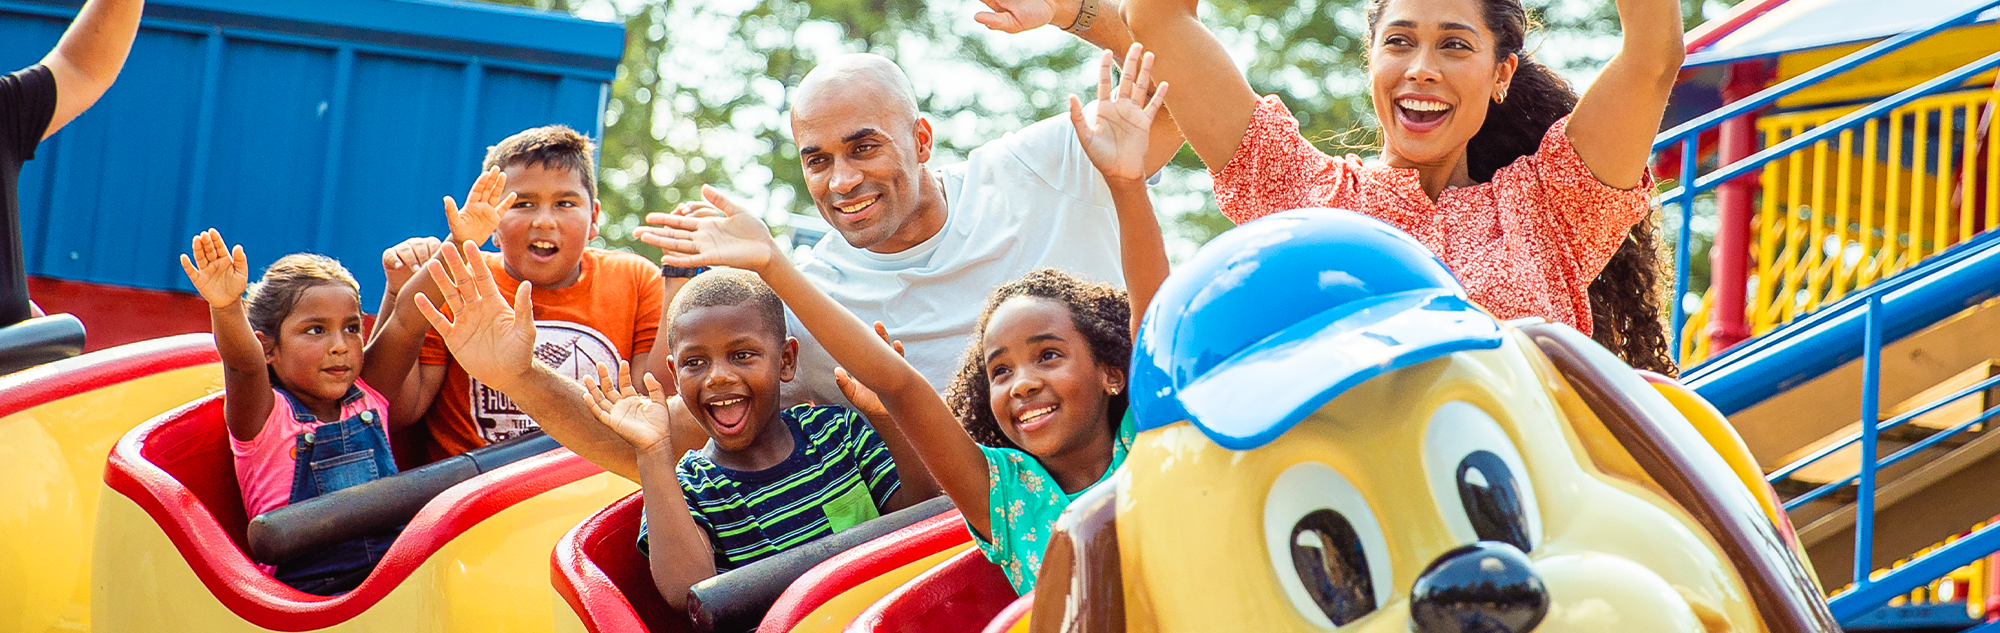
[1082,0,1684,373]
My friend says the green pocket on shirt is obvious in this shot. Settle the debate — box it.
[822,485,881,533]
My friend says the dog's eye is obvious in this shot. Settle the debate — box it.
[1424,401,1540,552]
[1264,462,1391,628]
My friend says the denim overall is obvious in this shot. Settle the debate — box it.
[271,387,401,596]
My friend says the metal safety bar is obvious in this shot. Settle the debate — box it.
[1655,0,2000,363]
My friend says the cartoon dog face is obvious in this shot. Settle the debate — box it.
[1026,210,1833,633]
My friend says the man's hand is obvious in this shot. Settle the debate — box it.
[445,167,515,247]
[411,240,537,392]
[1071,44,1169,185]
[582,360,676,455]
[635,185,785,274]
[382,236,443,294]
[973,0,1074,33]
[178,229,248,310]
[835,321,904,422]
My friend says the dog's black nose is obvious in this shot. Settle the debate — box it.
[1410,542,1548,633]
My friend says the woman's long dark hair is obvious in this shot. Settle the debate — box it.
[1369,0,1677,376]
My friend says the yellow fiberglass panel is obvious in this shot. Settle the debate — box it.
[89,471,636,632]
[784,543,973,633]
[1115,340,1763,633]
[0,362,221,633]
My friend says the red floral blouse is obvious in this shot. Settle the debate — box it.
[1212,95,1654,335]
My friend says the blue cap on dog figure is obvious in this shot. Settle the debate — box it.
[1129,208,1506,450]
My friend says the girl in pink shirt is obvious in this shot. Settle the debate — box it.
[1116,0,1685,374]
[180,230,413,595]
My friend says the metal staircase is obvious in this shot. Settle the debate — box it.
[1660,1,2000,628]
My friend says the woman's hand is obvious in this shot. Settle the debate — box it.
[582,359,675,456]
[1071,44,1169,186]
[635,185,785,274]
[178,229,248,310]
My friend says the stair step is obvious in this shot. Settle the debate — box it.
[1777,361,2000,485]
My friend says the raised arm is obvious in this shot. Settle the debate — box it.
[411,241,642,480]
[1119,0,1259,171]
[972,0,1183,173]
[179,229,273,442]
[637,187,996,535]
[38,0,144,140]
[1564,0,1684,189]
[1072,45,1172,332]
[578,361,716,610]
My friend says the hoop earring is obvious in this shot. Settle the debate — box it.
[1494,89,1507,104]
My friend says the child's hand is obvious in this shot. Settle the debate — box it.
[635,185,784,274]
[382,236,443,294]
[445,167,516,247]
[835,321,904,422]
[582,360,675,455]
[178,229,248,310]
[1070,44,1169,186]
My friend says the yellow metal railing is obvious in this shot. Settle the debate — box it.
[1681,88,2000,365]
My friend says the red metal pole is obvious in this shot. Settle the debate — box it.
[1706,61,1772,353]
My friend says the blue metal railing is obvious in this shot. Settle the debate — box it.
[1654,0,2000,364]
[1764,281,2000,621]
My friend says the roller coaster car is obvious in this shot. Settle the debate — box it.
[94,391,636,632]
[1029,209,1838,633]
[555,491,986,633]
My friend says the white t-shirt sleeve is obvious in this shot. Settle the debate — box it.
[990,112,1113,208]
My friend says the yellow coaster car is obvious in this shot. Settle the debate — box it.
[1,333,636,632]
[1027,209,1837,633]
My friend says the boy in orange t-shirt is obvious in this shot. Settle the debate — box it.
[367,125,678,463]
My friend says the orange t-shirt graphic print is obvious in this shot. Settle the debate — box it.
[469,319,622,442]
[418,248,663,460]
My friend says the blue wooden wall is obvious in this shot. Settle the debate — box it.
[0,0,623,306]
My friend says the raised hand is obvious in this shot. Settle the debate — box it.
[178,229,249,309]
[1070,44,1169,185]
[445,167,516,247]
[634,185,783,274]
[381,236,443,294]
[835,321,904,421]
[582,360,675,454]
[973,0,1063,33]
[411,240,538,392]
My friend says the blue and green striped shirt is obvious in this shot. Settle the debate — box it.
[639,404,901,571]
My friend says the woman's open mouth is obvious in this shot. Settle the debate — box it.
[1395,97,1451,133]
[706,396,751,435]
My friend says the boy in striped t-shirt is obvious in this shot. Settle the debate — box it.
[580,269,939,611]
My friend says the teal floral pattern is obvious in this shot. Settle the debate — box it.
[969,411,1136,595]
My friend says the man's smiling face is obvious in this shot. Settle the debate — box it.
[789,54,943,254]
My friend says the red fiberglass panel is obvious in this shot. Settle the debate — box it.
[552,491,693,633]
[843,547,1016,633]
[758,509,972,632]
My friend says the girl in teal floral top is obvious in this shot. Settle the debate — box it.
[643,46,1173,595]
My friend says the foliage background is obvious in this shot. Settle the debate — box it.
[488,0,1739,294]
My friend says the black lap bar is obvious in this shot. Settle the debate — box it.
[246,431,562,566]
[686,495,957,633]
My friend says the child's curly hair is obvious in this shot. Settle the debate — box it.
[946,268,1131,450]
[244,253,360,341]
